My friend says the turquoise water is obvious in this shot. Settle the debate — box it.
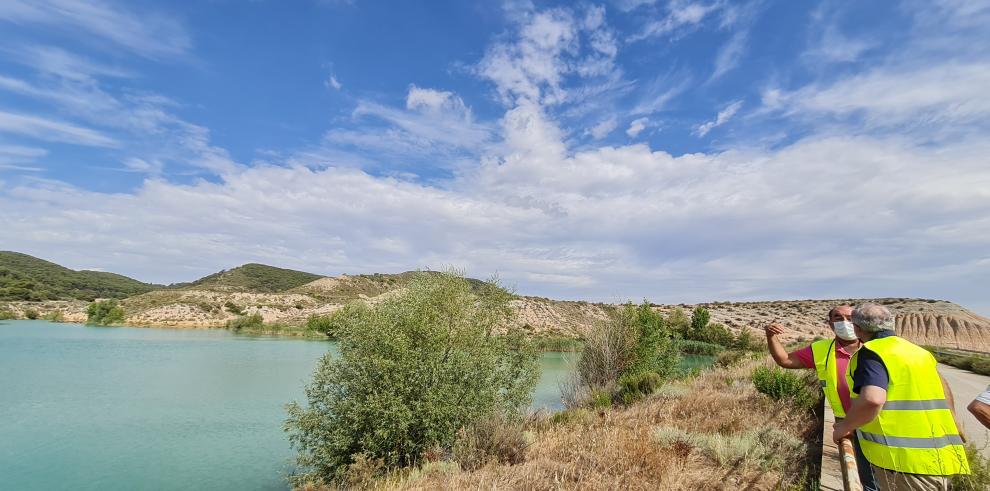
[0,320,709,490]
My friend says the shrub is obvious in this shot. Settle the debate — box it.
[677,339,725,355]
[732,327,763,351]
[24,308,39,320]
[714,350,748,368]
[618,371,664,404]
[971,358,990,376]
[690,306,711,333]
[43,310,64,322]
[0,308,15,320]
[627,303,681,378]
[451,413,528,471]
[305,314,336,335]
[667,307,690,337]
[751,365,819,411]
[283,272,538,484]
[694,322,736,347]
[654,425,804,470]
[952,443,990,491]
[223,301,244,315]
[86,300,125,325]
[226,313,263,331]
[590,388,613,409]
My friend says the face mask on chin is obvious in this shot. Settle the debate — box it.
[832,321,858,341]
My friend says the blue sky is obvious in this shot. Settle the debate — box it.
[1,0,989,315]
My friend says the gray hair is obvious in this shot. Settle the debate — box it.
[852,303,896,333]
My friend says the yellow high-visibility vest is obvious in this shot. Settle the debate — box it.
[847,335,970,475]
[811,338,846,418]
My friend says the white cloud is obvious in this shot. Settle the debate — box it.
[587,117,618,139]
[710,30,747,80]
[0,144,48,171]
[325,75,342,90]
[405,86,467,114]
[3,134,988,313]
[694,100,743,136]
[630,0,721,42]
[0,0,191,58]
[626,117,649,137]
[2,2,990,318]
[0,110,118,147]
[763,62,990,131]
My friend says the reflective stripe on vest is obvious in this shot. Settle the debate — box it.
[858,431,965,449]
[847,336,970,476]
[811,338,846,417]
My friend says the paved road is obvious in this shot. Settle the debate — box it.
[940,363,990,454]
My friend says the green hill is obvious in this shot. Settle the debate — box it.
[185,263,322,293]
[0,251,157,301]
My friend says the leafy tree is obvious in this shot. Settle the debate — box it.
[666,307,690,337]
[690,306,710,333]
[86,300,125,325]
[628,302,681,378]
[284,272,538,484]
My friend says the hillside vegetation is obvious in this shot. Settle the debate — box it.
[185,263,322,293]
[3,251,989,352]
[0,251,157,301]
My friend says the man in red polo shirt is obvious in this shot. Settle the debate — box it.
[765,305,877,491]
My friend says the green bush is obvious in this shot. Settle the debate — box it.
[952,443,990,491]
[224,301,244,315]
[0,308,15,320]
[305,314,336,335]
[971,358,990,376]
[751,365,820,411]
[577,302,680,392]
[283,272,538,484]
[691,306,710,332]
[667,307,690,337]
[86,300,125,325]
[677,339,725,355]
[24,308,39,319]
[590,388,613,409]
[732,327,763,351]
[714,349,747,368]
[226,313,263,331]
[43,310,65,322]
[618,371,664,404]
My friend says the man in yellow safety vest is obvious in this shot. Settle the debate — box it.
[833,303,969,490]
[765,305,876,490]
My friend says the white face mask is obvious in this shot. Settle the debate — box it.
[832,320,858,341]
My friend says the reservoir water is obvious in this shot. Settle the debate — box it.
[0,320,710,490]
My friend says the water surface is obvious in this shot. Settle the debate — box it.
[0,320,708,490]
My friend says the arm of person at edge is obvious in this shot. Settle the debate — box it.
[832,385,886,444]
[764,323,808,369]
[969,399,990,430]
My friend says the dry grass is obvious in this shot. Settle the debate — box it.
[373,358,819,491]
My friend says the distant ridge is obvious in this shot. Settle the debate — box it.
[2,251,988,351]
[185,263,322,293]
[0,251,157,301]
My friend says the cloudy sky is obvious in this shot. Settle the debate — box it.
[1,0,988,314]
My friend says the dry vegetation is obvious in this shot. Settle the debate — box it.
[305,358,820,491]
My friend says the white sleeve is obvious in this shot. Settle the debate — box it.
[977,386,990,405]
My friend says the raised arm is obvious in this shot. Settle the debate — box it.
[764,323,807,369]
